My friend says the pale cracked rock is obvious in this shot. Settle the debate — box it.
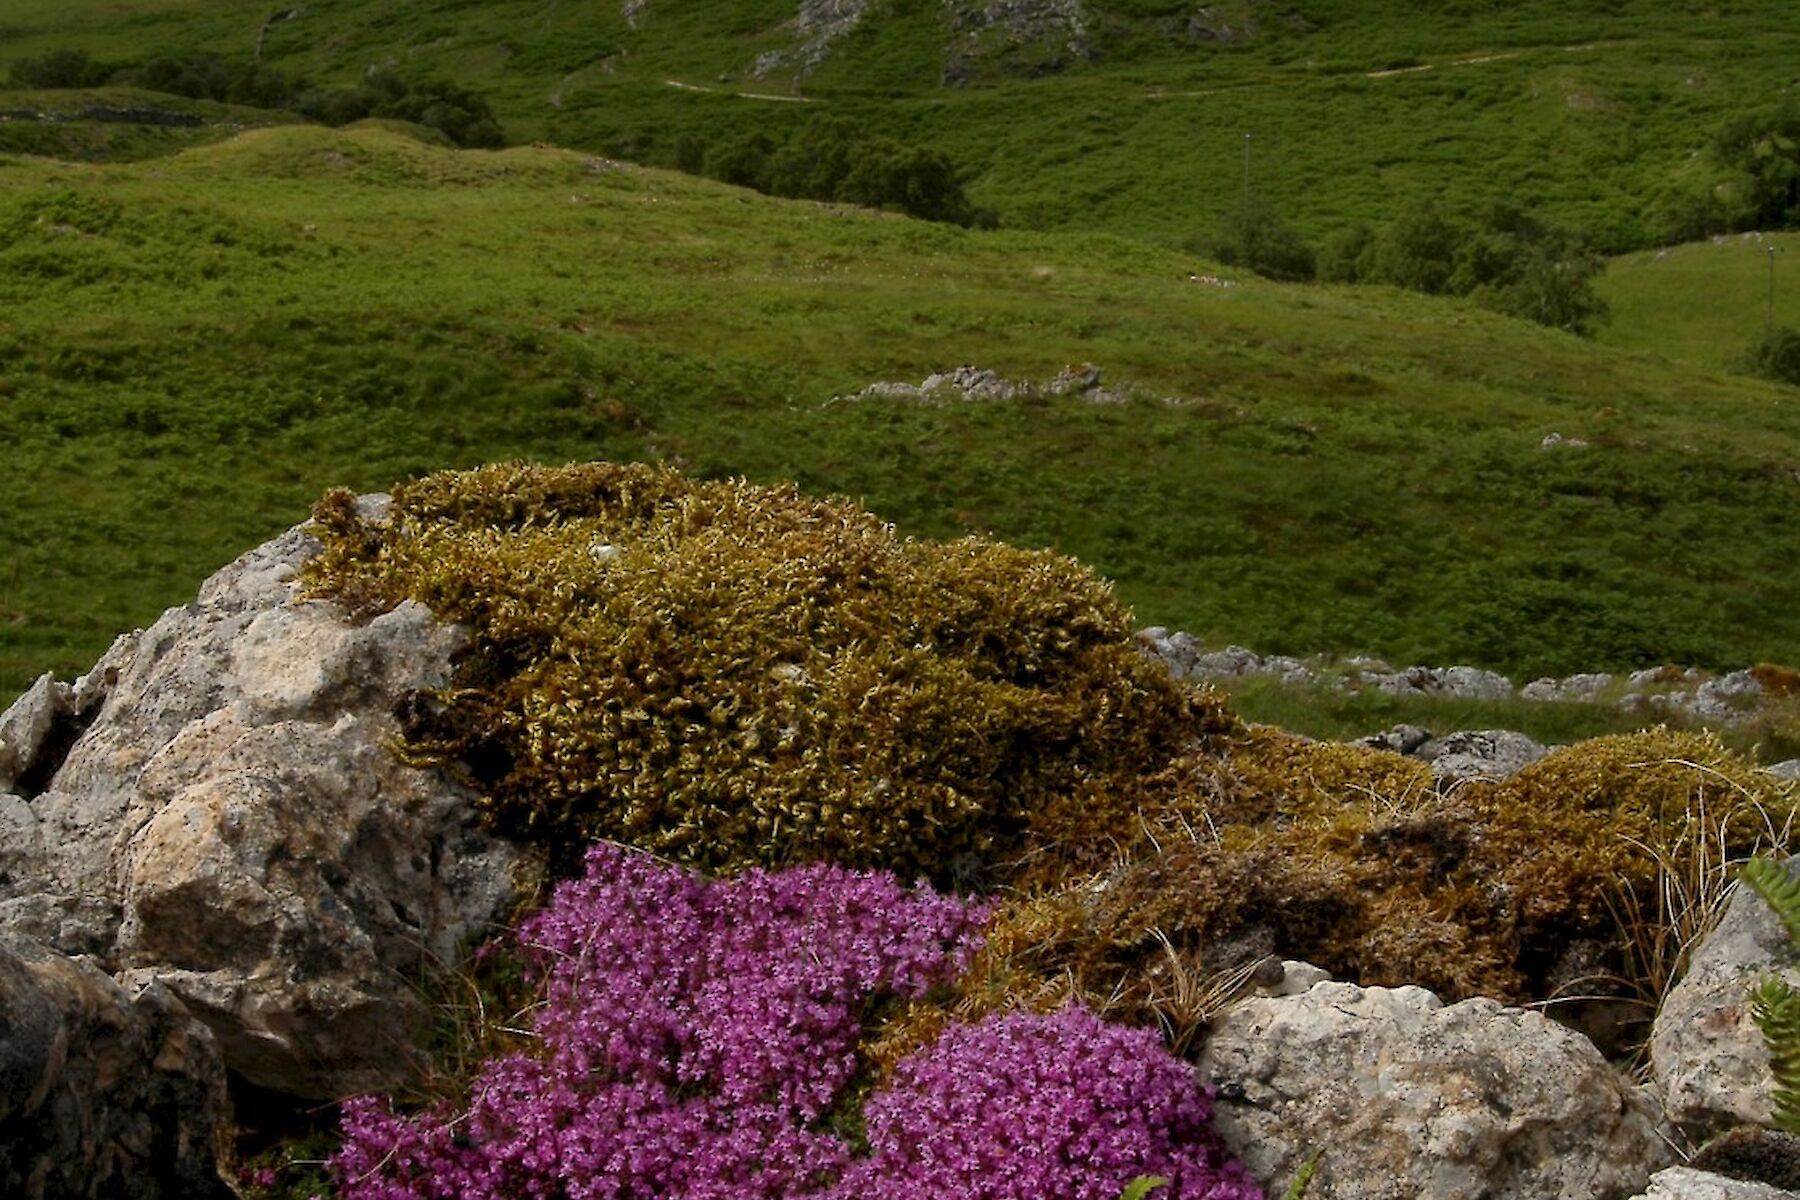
[1630,1168,1799,1199]
[1652,857,1800,1138]
[0,501,539,1098]
[1198,980,1670,1199]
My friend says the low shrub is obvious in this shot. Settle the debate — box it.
[1744,325,1800,387]
[303,462,1229,881]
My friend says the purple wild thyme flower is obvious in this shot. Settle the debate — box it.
[331,843,1260,1200]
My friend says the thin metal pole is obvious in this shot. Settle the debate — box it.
[1770,246,1779,335]
[1241,132,1252,219]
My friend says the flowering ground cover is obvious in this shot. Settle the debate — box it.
[329,844,1259,1200]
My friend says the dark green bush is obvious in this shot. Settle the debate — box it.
[8,49,107,89]
[1745,325,1800,386]
[1327,201,1607,333]
[698,116,988,227]
[1194,199,1317,282]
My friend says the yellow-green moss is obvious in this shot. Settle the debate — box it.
[304,462,1227,879]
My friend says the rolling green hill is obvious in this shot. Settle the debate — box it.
[1,123,1797,708]
[3,1,1799,247]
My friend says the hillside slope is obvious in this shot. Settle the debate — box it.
[1,125,1797,704]
[3,2,1797,245]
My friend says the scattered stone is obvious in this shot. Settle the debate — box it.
[1355,724,1434,756]
[1193,645,1263,677]
[1652,856,1800,1138]
[1768,760,1800,781]
[1542,431,1591,449]
[1522,671,1614,702]
[1199,980,1669,1199]
[0,933,232,1199]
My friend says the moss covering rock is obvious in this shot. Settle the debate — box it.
[877,727,1797,1066]
[303,461,1229,880]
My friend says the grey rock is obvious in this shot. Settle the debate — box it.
[1436,665,1515,700]
[1417,729,1550,783]
[1652,857,1800,1138]
[1193,645,1262,677]
[1199,980,1670,1199]
[0,933,231,1199]
[1768,760,1800,781]
[1629,1168,1799,1199]
[0,673,74,794]
[1050,361,1102,394]
[1260,959,1330,997]
[1355,724,1434,756]
[1522,672,1614,702]
[0,511,540,1098]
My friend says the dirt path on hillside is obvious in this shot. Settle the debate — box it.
[1147,38,1638,99]
[662,79,816,103]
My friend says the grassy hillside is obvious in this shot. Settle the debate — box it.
[3,2,1798,247]
[2,124,1797,706]
[1597,230,1800,370]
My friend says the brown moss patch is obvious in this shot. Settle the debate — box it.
[303,462,1233,880]
[876,727,1796,1065]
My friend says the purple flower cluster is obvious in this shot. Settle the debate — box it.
[845,1006,1261,1200]
[332,844,1259,1200]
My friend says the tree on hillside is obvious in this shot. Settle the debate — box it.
[1195,199,1317,282]
[1324,201,1606,334]
[1711,102,1800,231]
[1369,204,1461,294]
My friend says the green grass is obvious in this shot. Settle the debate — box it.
[1596,231,1800,372]
[2,124,1799,707]
[4,2,1800,249]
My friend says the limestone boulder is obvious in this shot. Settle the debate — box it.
[1652,860,1800,1138]
[1418,729,1550,783]
[1198,979,1669,1199]
[0,933,231,1199]
[1628,1168,1798,1200]
[0,502,539,1098]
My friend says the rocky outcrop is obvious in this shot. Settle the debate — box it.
[1356,726,1550,783]
[1136,628,1800,732]
[1198,978,1670,1199]
[0,933,231,1199]
[943,0,1092,83]
[1652,859,1800,1138]
[0,503,539,1099]
[841,362,1160,405]
[753,0,881,78]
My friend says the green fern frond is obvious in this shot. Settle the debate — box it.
[1282,1153,1322,1200]
[1118,1177,1169,1200]
[1743,857,1800,949]
[1751,976,1800,1132]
